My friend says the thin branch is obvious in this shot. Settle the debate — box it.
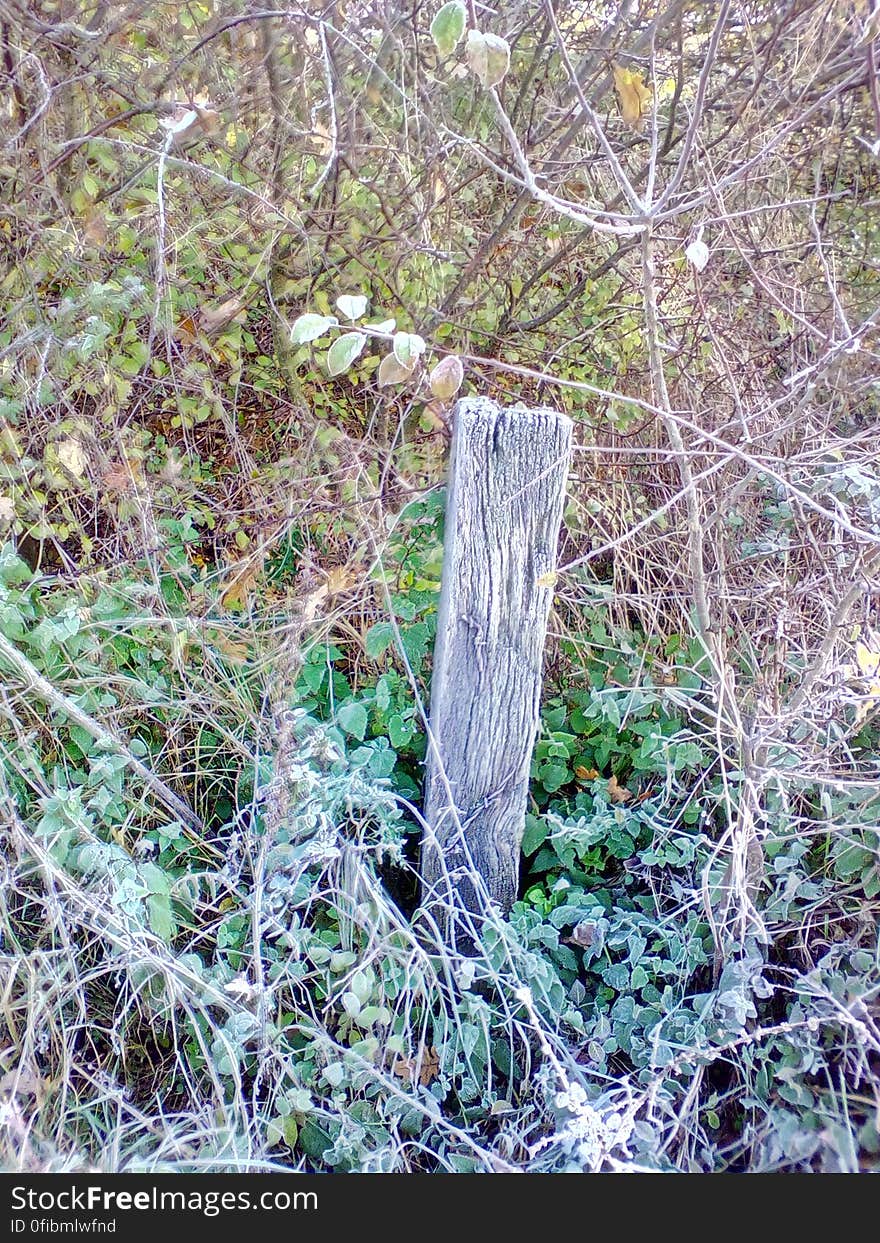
[0,630,205,836]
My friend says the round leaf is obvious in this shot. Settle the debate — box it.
[429,354,464,401]
[685,238,710,272]
[377,352,416,386]
[341,990,362,1018]
[392,331,426,367]
[290,313,338,345]
[335,294,368,321]
[431,2,466,58]
[326,331,366,376]
[337,700,368,740]
[466,30,510,90]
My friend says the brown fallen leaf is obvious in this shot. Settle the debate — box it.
[101,461,138,494]
[207,630,252,665]
[607,774,632,804]
[82,210,108,247]
[567,921,597,949]
[174,312,200,346]
[392,1045,440,1087]
[220,557,262,611]
[198,296,247,335]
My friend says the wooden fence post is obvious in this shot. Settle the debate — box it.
[420,396,572,936]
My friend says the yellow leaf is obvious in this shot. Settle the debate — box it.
[535,570,557,589]
[852,634,880,729]
[325,565,357,597]
[428,354,464,402]
[855,640,880,679]
[612,64,652,128]
[220,559,261,611]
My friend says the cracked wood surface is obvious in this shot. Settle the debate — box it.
[420,397,572,924]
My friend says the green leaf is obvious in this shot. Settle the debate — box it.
[543,705,567,731]
[375,674,392,712]
[367,740,396,778]
[431,3,467,57]
[522,815,549,856]
[388,713,413,748]
[301,661,325,693]
[833,843,872,879]
[862,865,880,899]
[298,1121,332,1162]
[392,332,426,368]
[290,313,337,345]
[140,862,171,895]
[282,1115,299,1148]
[630,964,649,990]
[364,620,395,660]
[351,970,373,1004]
[326,332,366,376]
[147,892,176,941]
[267,1115,299,1149]
[0,547,32,586]
[401,621,431,665]
[337,700,368,740]
[539,761,569,793]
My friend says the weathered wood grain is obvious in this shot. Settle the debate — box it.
[420,397,572,930]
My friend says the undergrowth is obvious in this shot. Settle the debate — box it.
[1,519,878,1172]
[2,0,880,1176]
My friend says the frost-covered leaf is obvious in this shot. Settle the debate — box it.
[392,331,426,367]
[428,354,464,400]
[57,438,86,479]
[685,237,710,272]
[326,332,366,376]
[335,294,368,321]
[337,700,368,740]
[290,313,337,345]
[377,352,415,387]
[431,3,466,58]
[466,30,510,90]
